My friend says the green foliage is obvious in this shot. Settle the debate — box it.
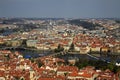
[20,77,25,80]
[21,39,27,47]
[115,20,120,23]
[68,19,103,30]
[69,43,75,51]
[58,44,61,49]
[0,29,5,33]
[113,66,120,73]
[75,59,89,69]
[37,62,43,68]
[64,72,68,76]
[36,59,43,68]
[107,63,114,71]
[14,76,20,80]
[75,59,120,73]
[54,44,64,52]
[30,58,35,63]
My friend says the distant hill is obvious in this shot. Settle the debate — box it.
[68,19,102,30]
[115,20,120,23]
[2,18,24,24]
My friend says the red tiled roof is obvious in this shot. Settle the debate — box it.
[57,66,78,72]
[37,78,55,80]
[0,71,5,77]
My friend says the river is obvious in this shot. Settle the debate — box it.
[1,47,120,63]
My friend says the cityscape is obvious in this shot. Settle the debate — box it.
[0,0,120,80]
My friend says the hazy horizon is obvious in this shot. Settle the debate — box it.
[0,0,120,18]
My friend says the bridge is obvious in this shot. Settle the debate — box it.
[0,46,67,58]
[0,46,118,65]
[44,51,67,57]
[87,54,110,63]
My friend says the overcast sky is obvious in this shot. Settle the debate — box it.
[0,0,120,18]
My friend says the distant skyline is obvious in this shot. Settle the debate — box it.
[0,0,120,18]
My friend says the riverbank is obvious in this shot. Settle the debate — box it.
[0,46,120,64]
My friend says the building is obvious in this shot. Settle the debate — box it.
[26,40,38,47]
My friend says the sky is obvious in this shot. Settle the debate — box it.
[0,0,120,18]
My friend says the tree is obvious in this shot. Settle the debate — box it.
[21,39,27,47]
[113,66,120,73]
[64,72,68,76]
[54,44,64,52]
[69,43,75,51]
[58,44,61,49]
[20,77,25,80]
[14,76,20,80]
[30,58,35,63]
[107,63,114,71]
[37,62,43,68]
